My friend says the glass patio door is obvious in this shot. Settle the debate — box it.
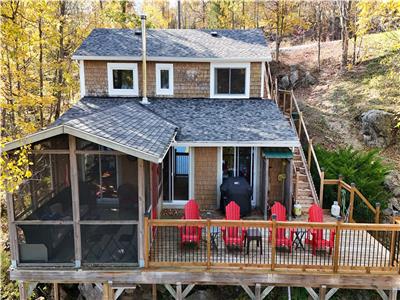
[163,147,190,202]
[222,147,254,186]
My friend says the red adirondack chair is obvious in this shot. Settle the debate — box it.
[269,202,293,252]
[307,204,335,255]
[179,199,202,248]
[222,201,246,249]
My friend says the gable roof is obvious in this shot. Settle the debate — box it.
[72,29,271,62]
[3,97,299,161]
[4,99,178,163]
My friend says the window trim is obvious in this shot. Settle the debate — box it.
[210,62,250,98]
[155,63,174,96]
[107,63,139,96]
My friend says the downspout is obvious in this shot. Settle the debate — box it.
[140,14,149,104]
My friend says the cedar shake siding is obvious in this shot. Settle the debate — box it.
[194,147,218,209]
[83,61,262,98]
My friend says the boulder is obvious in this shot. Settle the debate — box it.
[361,110,397,148]
[304,71,317,85]
[279,75,290,89]
[77,284,102,300]
[289,67,299,86]
[384,170,400,192]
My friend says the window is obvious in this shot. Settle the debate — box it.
[107,63,138,96]
[210,63,250,98]
[156,64,173,95]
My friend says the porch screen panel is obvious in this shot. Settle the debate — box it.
[13,154,72,221]
[81,225,138,264]
[17,225,74,264]
[77,154,138,221]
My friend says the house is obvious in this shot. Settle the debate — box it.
[4,16,399,300]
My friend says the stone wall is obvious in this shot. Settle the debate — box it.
[83,61,262,98]
[194,147,218,209]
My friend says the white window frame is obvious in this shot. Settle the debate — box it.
[155,63,174,96]
[107,62,139,96]
[210,62,251,99]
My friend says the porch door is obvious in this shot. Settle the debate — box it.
[163,147,190,202]
[222,147,254,186]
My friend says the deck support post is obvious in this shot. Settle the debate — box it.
[337,175,343,207]
[305,287,318,300]
[388,288,397,300]
[176,282,182,300]
[152,284,157,300]
[102,283,110,300]
[307,138,313,170]
[19,281,27,300]
[319,285,326,300]
[255,284,261,300]
[319,168,325,208]
[375,202,381,223]
[53,283,59,300]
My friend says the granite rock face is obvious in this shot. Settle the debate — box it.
[361,110,398,148]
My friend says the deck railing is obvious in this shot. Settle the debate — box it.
[275,88,380,223]
[144,217,400,274]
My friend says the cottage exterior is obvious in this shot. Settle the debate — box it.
[4,18,399,300]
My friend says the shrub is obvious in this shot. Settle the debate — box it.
[1,250,19,300]
[314,146,391,222]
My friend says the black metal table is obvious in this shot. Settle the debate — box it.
[244,228,263,255]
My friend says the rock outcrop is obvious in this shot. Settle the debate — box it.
[278,65,317,89]
[361,110,398,148]
[385,170,400,212]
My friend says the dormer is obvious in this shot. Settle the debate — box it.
[72,29,272,99]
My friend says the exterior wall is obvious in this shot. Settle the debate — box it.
[83,61,262,98]
[250,62,262,98]
[194,147,218,209]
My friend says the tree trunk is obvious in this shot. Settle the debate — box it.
[55,0,65,120]
[339,0,352,70]
[275,1,281,62]
[317,2,322,72]
[38,15,44,128]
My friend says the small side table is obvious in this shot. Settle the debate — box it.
[244,228,262,255]
[292,229,307,250]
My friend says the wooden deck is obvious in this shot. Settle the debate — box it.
[147,218,400,274]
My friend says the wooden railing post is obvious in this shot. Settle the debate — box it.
[289,91,293,116]
[298,112,303,137]
[333,216,342,273]
[349,183,356,223]
[319,168,325,208]
[271,215,277,271]
[307,138,313,170]
[283,92,287,112]
[389,213,396,267]
[206,218,211,269]
[144,213,150,268]
[375,202,381,224]
[337,175,343,207]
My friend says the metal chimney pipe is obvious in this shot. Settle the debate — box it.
[140,14,149,104]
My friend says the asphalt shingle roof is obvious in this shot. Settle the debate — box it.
[55,97,297,151]
[52,98,178,160]
[73,29,270,60]
[145,98,298,143]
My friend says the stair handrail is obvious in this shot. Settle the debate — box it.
[274,86,379,223]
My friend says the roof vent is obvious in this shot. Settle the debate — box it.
[210,31,218,37]
[135,30,142,35]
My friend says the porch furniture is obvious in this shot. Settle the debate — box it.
[292,228,307,250]
[307,204,336,255]
[244,228,262,255]
[220,177,252,217]
[179,200,202,248]
[221,201,246,249]
[269,202,294,252]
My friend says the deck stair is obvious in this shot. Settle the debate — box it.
[293,145,318,214]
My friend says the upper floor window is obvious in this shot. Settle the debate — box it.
[210,63,250,98]
[156,63,174,96]
[107,63,139,96]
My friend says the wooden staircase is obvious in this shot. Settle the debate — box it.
[293,147,317,213]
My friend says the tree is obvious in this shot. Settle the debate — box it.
[337,0,353,70]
